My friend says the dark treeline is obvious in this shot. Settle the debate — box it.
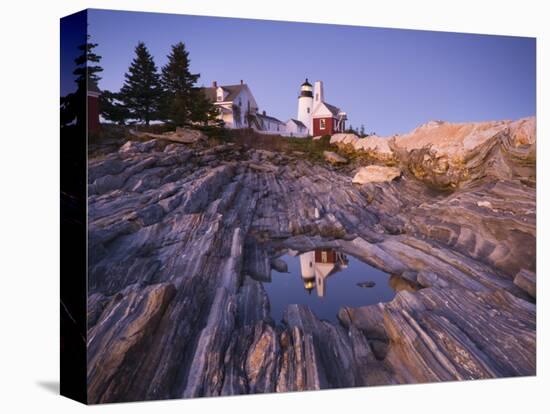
[61,36,220,129]
[345,124,374,138]
[61,35,103,130]
[101,41,219,127]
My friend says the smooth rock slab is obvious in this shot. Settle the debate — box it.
[352,165,401,184]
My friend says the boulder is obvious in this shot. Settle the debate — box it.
[330,133,359,146]
[330,134,396,163]
[353,136,394,158]
[476,200,493,209]
[323,151,348,165]
[352,165,401,184]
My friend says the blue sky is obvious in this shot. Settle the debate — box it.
[78,9,535,135]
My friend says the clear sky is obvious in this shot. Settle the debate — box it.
[83,9,535,136]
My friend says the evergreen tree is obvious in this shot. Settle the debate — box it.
[360,124,365,137]
[119,42,162,125]
[61,35,103,128]
[73,35,103,91]
[160,42,199,126]
[100,90,130,125]
[189,87,220,126]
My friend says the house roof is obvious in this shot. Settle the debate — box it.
[323,102,341,116]
[201,84,248,103]
[312,101,346,118]
[289,119,307,128]
[257,112,285,124]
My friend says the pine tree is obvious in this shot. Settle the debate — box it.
[100,90,130,125]
[160,42,199,126]
[75,35,102,87]
[360,124,365,137]
[61,35,103,128]
[119,42,162,126]
[189,87,220,126]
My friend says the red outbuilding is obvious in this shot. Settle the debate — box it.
[312,102,346,136]
[297,79,347,136]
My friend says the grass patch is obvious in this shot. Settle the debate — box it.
[208,129,336,162]
[90,124,349,164]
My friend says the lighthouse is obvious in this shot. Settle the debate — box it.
[297,78,313,134]
[299,251,316,294]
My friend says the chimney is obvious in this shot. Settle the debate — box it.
[240,79,244,85]
[262,110,266,116]
[314,80,324,103]
[212,81,217,88]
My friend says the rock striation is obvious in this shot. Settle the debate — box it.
[331,117,535,190]
[86,116,536,403]
[514,269,536,299]
[339,287,535,383]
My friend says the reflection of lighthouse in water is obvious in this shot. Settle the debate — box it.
[299,249,348,297]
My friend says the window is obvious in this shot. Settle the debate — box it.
[307,107,310,114]
[320,119,326,130]
[239,98,242,107]
[321,251,328,263]
[217,94,222,102]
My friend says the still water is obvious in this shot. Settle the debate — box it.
[263,249,397,323]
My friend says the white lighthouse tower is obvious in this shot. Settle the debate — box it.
[297,78,313,134]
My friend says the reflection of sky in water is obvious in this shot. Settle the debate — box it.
[264,250,396,323]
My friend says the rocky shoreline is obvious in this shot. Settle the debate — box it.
[86,117,536,403]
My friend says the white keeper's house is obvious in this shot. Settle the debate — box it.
[201,80,286,134]
[201,78,347,138]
